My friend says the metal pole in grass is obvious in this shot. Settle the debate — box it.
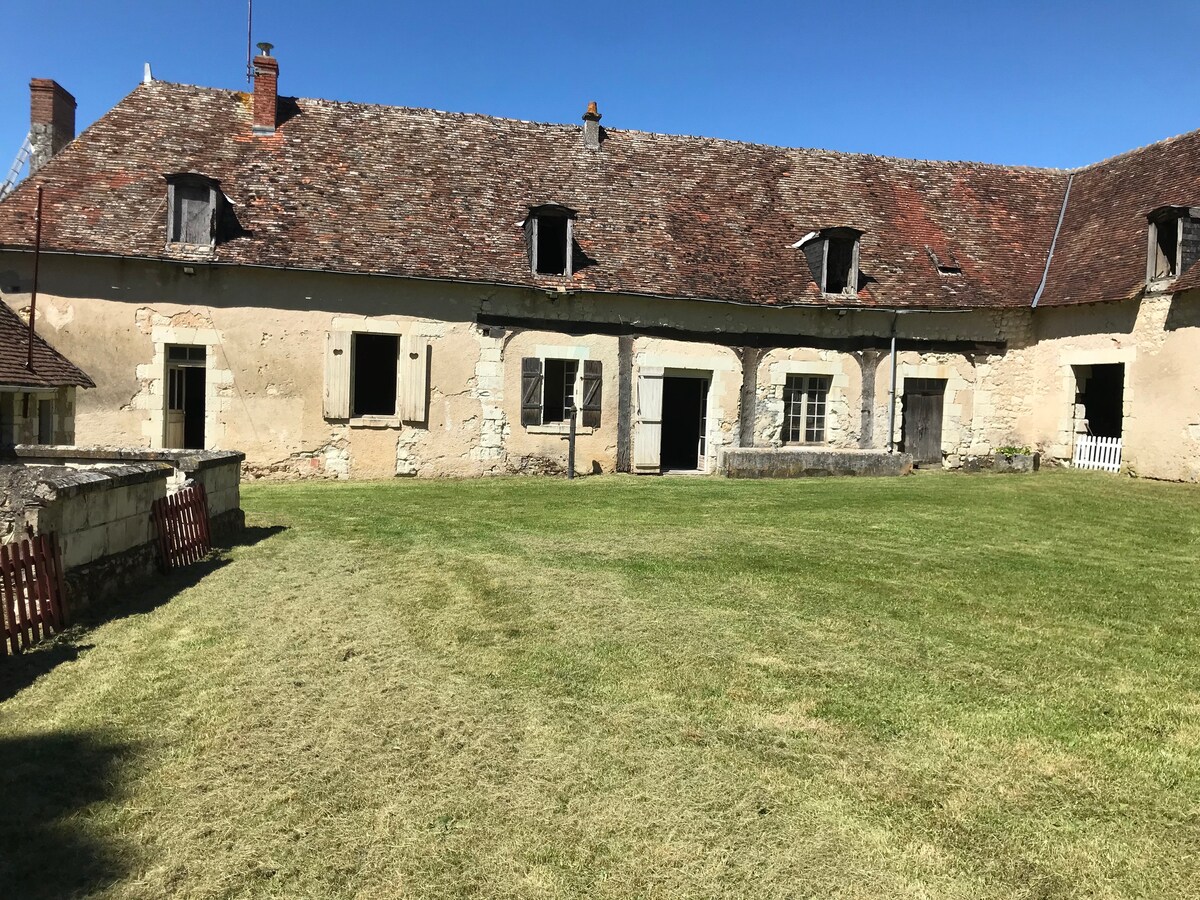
[567,405,577,479]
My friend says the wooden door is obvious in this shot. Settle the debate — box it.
[903,379,945,466]
[164,366,186,449]
[633,367,664,472]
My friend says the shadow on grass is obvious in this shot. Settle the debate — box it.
[0,730,135,899]
[0,524,288,703]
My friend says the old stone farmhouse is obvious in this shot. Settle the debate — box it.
[0,51,1197,480]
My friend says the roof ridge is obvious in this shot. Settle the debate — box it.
[1068,126,1200,173]
[144,79,1069,176]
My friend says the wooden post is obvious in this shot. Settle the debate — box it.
[567,406,577,480]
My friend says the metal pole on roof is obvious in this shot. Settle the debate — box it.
[246,0,254,84]
[26,185,43,372]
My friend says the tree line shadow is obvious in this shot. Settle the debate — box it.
[0,730,136,899]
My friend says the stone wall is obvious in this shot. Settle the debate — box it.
[3,250,1199,481]
[721,448,914,478]
[0,448,244,611]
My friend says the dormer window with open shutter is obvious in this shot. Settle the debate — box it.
[797,227,862,296]
[1147,206,1200,284]
[524,205,575,276]
[166,173,221,247]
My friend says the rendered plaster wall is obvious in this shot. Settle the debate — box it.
[997,293,1200,481]
[13,252,1198,480]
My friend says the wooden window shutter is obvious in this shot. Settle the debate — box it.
[581,359,602,428]
[565,218,574,277]
[324,331,352,419]
[802,239,826,292]
[1181,216,1200,275]
[398,334,429,423]
[524,218,537,274]
[521,357,543,426]
[633,366,664,472]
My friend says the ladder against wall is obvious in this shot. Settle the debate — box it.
[1073,434,1122,473]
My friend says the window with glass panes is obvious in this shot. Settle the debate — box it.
[782,375,831,443]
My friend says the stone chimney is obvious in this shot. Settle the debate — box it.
[252,43,278,135]
[29,79,76,174]
[583,101,602,150]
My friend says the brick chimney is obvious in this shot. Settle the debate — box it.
[582,101,602,150]
[29,79,76,174]
[252,43,278,135]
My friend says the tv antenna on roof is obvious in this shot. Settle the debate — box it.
[245,0,254,83]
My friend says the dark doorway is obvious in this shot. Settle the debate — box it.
[1076,364,1124,437]
[182,367,205,449]
[660,376,709,471]
[165,345,206,450]
[901,378,945,466]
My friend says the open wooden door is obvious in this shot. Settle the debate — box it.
[633,366,664,473]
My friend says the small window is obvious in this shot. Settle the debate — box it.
[825,238,855,293]
[520,356,601,428]
[351,333,399,417]
[38,399,54,444]
[167,345,207,363]
[782,375,831,444]
[166,174,218,246]
[1150,215,1180,281]
[525,206,575,276]
[1147,207,1200,284]
[800,228,861,295]
[542,358,579,423]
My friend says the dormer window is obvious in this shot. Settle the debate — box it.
[797,227,862,296]
[1147,206,1200,284]
[524,205,575,276]
[166,174,220,247]
[926,246,962,276]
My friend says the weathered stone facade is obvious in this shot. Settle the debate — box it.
[2,253,1195,482]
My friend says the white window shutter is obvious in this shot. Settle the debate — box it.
[633,366,664,473]
[399,334,428,423]
[324,331,352,419]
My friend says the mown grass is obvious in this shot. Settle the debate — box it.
[2,470,1199,899]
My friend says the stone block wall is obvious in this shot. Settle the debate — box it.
[1,447,245,611]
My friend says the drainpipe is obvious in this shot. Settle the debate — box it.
[886,314,898,453]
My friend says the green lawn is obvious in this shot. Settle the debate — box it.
[2,471,1199,899]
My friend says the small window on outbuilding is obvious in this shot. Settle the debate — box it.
[166,174,220,247]
[1147,206,1200,284]
[524,205,575,276]
[799,227,862,295]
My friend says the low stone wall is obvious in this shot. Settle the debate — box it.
[1,447,245,613]
[721,447,914,478]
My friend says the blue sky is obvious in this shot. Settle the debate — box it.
[2,1,1198,173]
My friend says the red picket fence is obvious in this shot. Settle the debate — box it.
[1,533,69,656]
[151,483,213,571]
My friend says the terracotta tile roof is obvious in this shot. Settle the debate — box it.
[1036,130,1200,306]
[0,300,94,388]
[0,81,1083,309]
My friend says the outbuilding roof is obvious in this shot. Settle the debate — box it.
[0,300,94,389]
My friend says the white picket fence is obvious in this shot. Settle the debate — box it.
[1073,434,1122,473]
